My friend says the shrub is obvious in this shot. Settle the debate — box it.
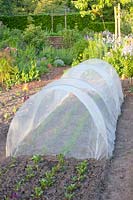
[54,48,74,65]
[23,23,48,51]
[104,46,133,78]
[72,34,108,66]
[104,48,124,77]
[61,28,82,48]
[53,59,65,67]
[0,51,19,88]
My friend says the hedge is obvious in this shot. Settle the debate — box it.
[0,13,115,32]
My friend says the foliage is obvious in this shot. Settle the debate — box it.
[34,0,66,14]
[65,160,88,200]
[53,48,74,65]
[104,41,133,78]
[0,0,38,15]
[61,28,82,48]
[72,33,108,66]
[23,21,48,51]
[53,59,65,67]
[121,7,133,35]
[73,0,133,19]
[0,51,19,88]
[0,14,115,32]
[71,38,88,61]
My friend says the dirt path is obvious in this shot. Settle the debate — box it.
[100,94,133,200]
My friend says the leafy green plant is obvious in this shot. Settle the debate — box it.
[72,34,107,66]
[25,165,35,180]
[34,186,43,198]
[61,28,82,48]
[53,59,65,67]
[104,47,124,76]
[64,192,74,200]
[76,160,88,181]
[122,55,133,78]
[66,183,77,193]
[31,155,42,164]
[64,160,88,199]
[23,23,48,50]
[15,179,24,191]
[0,52,19,88]
[57,154,65,167]
[54,48,74,65]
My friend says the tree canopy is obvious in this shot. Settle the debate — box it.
[72,0,133,17]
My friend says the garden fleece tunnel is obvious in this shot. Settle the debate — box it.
[6,59,123,160]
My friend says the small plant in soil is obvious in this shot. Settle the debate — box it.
[66,183,77,192]
[31,155,42,164]
[64,160,88,199]
[57,154,65,166]
[15,179,24,191]
[64,192,74,200]
[76,160,88,181]
[44,171,54,186]
[31,154,42,170]
[56,154,66,171]
[33,186,43,198]
[25,165,35,180]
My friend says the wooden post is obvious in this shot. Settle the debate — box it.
[114,6,117,49]
[64,8,67,29]
[114,4,121,48]
[51,10,54,32]
[118,3,121,45]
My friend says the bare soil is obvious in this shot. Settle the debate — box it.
[100,92,133,200]
[0,69,133,200]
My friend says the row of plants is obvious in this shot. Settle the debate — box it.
[0,154,89,200]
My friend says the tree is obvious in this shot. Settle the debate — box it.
[0,0,38,15]
[34,0,66,14]
[72,0,133,18]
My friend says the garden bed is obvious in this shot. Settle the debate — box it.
[0,67,132,199]
[0,156,106,200]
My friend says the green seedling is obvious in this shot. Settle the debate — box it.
[66,183,77,192]
[25,165,34,179]
[34,186,43,198]
[31,155,42,164]
[57,154,65,166]
[15,179,24,191]
[40,178,48,189]
[71,176,78,182]
[76,160,88,177]
[64,192,74,200]
[45,171,54,186]
[51,165,60,175]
